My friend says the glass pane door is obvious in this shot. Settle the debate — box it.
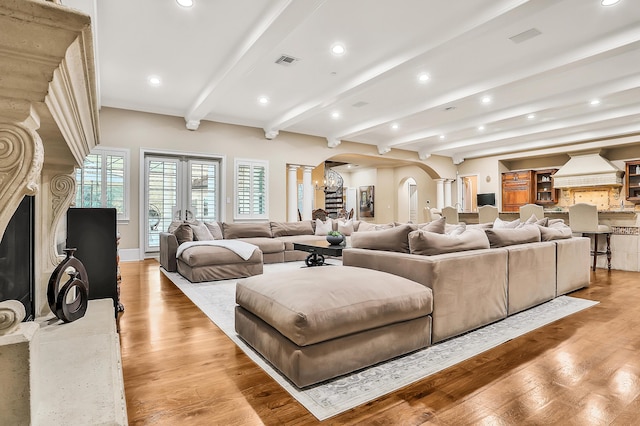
[144,155,221,253]
[145,157,180,252]
[188,160,219,223]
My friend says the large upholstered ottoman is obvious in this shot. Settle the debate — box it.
[176,244,263,282]
[235,266,433,388]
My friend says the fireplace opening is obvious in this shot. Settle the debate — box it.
[0,195,35,320]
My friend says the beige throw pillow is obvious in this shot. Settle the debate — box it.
[485,226,541,248]
[523,214,548,227]
[167,220,183,234]
[355,221,377,232]
[190,222,214,241]
[493,217,521,229]
[538,224,572,241]
[337,219,354,236]
[419,217,446,234]
[314,218,333,236]
[173,223,194,245]
[446,223,466,236]
[409,228,490,255]
[350,224,413,253]
[203,221,224,240]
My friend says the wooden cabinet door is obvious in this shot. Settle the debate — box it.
[502,171,534,212]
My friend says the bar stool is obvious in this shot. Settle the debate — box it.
[478,205,499,224]
[519,203,544,221]
[568,203,611,271]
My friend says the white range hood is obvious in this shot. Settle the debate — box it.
[553,151,624,189]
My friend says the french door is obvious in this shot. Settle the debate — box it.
[144,155,220,253]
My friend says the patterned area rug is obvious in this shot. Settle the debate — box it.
[161,262,598,421]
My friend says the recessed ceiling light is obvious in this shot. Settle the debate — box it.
[601,0,620,6]
[481,96,492,104]
[331,43,346,56]
[148,75,161,87]
[527,114,536,120]
[331,111,341,119]
[257,96,269,105]
[439,135,445,140]
[478,125,485,131]
[590,99,601,106]
[391,123,399,130]
[418,73,430,83]
[176,0,193,7]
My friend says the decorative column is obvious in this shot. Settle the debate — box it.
[444,179,453,207]
[302,166,314,220]
[287,165,300,221]
[435,179,445,210]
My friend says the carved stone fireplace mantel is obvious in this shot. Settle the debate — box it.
[0,0,99,316]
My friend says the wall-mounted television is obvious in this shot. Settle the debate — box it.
[477,193,496,207]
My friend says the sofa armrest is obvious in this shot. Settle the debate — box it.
[343,248,508,343]
[160,232,178,272]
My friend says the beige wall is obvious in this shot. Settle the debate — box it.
[98,107,640,253]
[98,107,454,251]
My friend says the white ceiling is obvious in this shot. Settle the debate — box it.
[68,0,640,163]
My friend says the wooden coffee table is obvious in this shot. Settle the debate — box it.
[293,240,348,266]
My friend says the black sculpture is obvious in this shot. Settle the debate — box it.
[47,248,89,323]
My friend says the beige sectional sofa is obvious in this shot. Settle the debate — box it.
[342,220,591,343]
[160,220,334,282]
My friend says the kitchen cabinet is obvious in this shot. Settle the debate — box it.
[502,170,535,212]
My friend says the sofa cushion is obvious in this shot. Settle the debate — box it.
[203,221,224,240]
[538,223,572,241]
[523,214,548,227]
[336,219,355,236]
[270,221,313,237]
[191,222,214,241]
[485,226,541,248]
[356,221,395,232]
[167,220,183,234]
[174,223,194,245]
[409,228,490,255]
[223,222,273,239]
[236,237,284,254]
[314,218,333,235]
[445,223,466,236]
[419,217,446,234]
[350,224,413,253]
[493,217,521,229]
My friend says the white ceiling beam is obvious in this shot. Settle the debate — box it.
[389,72,640,149]
[431,104,640,154]
[183,0,326,130]
[264,0,531,133]
[445,112,640,161]
[335,24,640,142]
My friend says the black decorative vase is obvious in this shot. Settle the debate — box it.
[326,235,344,245]
[47,248,90,323]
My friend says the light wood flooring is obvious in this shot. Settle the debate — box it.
[118,260,640,425]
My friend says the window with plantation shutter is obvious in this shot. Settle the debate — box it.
[235,159,268,220]
[74,148,130,221]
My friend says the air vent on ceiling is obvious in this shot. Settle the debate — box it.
[444,106,456,111]
[275,54,299,66]
[509,28,542,44]
[352,101,369,108]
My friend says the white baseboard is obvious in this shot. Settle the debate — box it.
[119,248,142,262]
